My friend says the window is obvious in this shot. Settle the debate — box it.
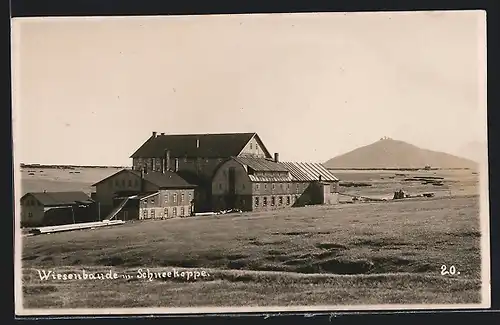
[264,184,268,190]
[122,179,125,187]
[173,194,177,203]
[280,183,283,189]
[271,196,275,206]
[279,196,283,205]
[151,210,155,219]
[135,179,139,187]
[150,197,155,205]
[255,197,259,207]
[242,183,245,190]
[263,197,268,206]
[165,194,169,204]
[188,192,192,202]
[28,212,33,218]
[115,179,120,187]
[250,143,253,149]
[142,209,147,219]
[173,207,177,217]
[181,207,185,216]
[272,184,275,190]
[287,183,290,190]
[128,179,132,187]
[256,143,259,151]
[164,208,168,218]
[219,183,222,190]
[296,184,300,193]
[286,196,291,205]
[255,184,259,191]
[181,193,185,203]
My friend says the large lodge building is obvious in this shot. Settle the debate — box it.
[121,131,339,215]
[21,132,340,226]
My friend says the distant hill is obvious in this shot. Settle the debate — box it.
[324,138,478,169]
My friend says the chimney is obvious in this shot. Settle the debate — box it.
[164,150,170,173]
[274,152,279,163]
[174,158,179,172]
[160,132,165,136]
[152,131,157,138]
[196,138,200,148]
[140,168,145,192]
[318,175,322,182]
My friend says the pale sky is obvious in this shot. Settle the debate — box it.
[11,11,487,166]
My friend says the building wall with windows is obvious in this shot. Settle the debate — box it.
[251,181,311,211]
[138,188,195,220]
[93,170,145,216]
[211,158,340,213]
[238,136,268,158]
[20,194,45,226]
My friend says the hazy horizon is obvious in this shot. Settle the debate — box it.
[12,11,487,166]
[18,135,484,166]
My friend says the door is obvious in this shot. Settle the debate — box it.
[123,211,128,221]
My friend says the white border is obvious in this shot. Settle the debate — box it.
[12,11,490,316]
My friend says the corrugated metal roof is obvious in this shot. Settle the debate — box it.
[279,162,339,182]
[233,156,289,172]
[248,174,294,182]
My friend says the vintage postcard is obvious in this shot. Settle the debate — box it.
[12,10,489,316]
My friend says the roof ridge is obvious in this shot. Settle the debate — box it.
[155,132,256,136]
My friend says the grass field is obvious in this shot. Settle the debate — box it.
[333,169,478,200]
[20,167,478,199]
[21,189,483,309]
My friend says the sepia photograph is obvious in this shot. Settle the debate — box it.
[12,10,489,315]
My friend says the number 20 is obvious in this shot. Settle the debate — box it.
[441,265,457,275]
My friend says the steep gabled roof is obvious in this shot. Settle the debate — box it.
[91,169,196,189]
[23,192,94,206]
[91,169,139,187]
[130,132,267,159]
[233,156,289,172]
[143,171,196,189]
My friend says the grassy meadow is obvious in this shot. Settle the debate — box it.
[18,167,485,309]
